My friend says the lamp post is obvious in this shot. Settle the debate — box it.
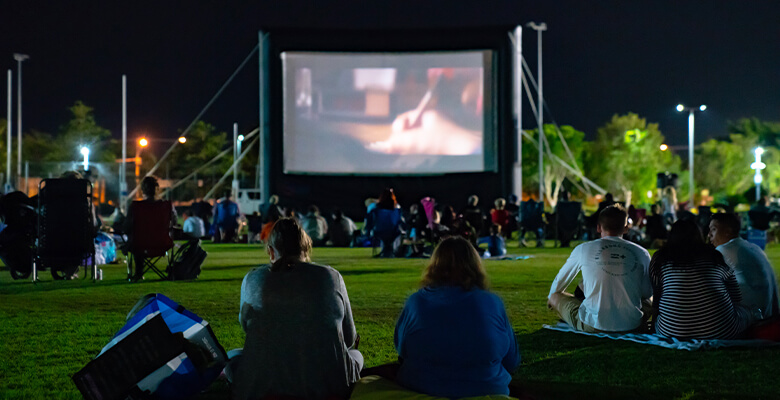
[6,69,11,192]
[527,22,547,203]
[80,146,90,171]
[752,147,766,201]
[135,137,148,197]
[676,103,706,206]
[13,53,29,188]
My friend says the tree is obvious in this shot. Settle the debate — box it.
[727,118,780,148]
[40,101,117,163]
[585,113,680,207]
[522,124,585,208]
[167,121,231,198]
[696,131,780,203]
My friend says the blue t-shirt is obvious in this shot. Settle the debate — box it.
[394,286,520,398]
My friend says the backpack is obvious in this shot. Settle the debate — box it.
[168,240,207,281]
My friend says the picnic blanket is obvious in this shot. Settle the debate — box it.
[543,322,780,351]
[351,375,515,400]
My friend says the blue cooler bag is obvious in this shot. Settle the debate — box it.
[73,293,228,400]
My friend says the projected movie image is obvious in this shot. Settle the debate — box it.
[283,51,491,174]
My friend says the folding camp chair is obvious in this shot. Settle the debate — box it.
[126,200,175,282]
[35,178,97,282]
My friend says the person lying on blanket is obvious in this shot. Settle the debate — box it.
[548,204,653,333]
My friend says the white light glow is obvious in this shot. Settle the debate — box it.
[676,104,685,112]
[755,147,764,156]
[238,135,245,142]
[660,144,668,151]
[699,105,707,111]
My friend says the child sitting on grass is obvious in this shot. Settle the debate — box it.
[478,224,507,258]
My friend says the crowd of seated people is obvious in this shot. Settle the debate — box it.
[548,204,779,340]
[227,221,520,399]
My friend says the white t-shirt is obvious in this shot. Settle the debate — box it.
[717,237,780,319]
[183,216,205,238]
[549,236,652,331]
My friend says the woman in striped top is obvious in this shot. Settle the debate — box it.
[649,219,751,339]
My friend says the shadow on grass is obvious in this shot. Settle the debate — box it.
[205,264,260,271]
[339,268,395,276]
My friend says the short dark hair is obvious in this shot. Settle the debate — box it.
[598,204,627,233]
[140,176,159,198]
[308,205,319,215]
[711,212,741,236]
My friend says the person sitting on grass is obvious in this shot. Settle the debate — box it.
[548,204,652,333]
[490,197,511,238]
[181,209,205,239]
[393,236,520,398]
[329,208,357,247]
[365,188,405,257]
[708,212,779,321]
[226,218,363,399]
[477,223,507,258]
[650,219,753,339]
[301,204,329,247]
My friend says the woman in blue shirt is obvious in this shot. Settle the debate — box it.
[394,236,520,398]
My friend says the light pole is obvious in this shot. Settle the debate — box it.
[13,53,29,188]
[676,103,706,206]
[80,146,90,171]
[6,69,11,192]
[752,147,766,201]
[527,22,547,203]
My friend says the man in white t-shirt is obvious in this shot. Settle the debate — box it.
[182,209,206,239]
[548,204,652,332]
[709,212,779,320]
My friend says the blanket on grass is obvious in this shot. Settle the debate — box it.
[351,376,515,400]
[543,322,780,351]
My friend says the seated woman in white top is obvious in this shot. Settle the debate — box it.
[226,218,363,399]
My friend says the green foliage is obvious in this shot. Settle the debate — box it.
[728,117,780,148]
[696,120,780,203]
[585,113,680,207]
[522,124,585,207]
[1,243,780,399]
[24,101,117,164]
[167,121,232,198]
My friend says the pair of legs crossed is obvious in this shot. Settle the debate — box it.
[549,291,652,333]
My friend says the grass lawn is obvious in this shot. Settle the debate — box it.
[1,241,779,399]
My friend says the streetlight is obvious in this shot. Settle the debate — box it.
[13,53,29,188]
[659,144,668,151]
[752,147,766,201]
[80,146,90,171]
[676,103,706,206]
[178,136,187,144]
[527,22,547,203]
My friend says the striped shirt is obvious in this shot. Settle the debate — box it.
[649,245,749,339]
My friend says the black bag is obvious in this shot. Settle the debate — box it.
[168,240,207,281]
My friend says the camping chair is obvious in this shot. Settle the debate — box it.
[35,178,97,282]
[126,200,175,282]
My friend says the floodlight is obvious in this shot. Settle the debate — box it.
[80,146,90,156]
[755,147,764,156]
[178,137,187,144]
[660,144,668,151]
[699,105,707,111]
[139,138,148,147]
[238,134,245,142]
[676,104,685,112]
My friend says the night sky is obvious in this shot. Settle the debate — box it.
[3,1,779,155]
